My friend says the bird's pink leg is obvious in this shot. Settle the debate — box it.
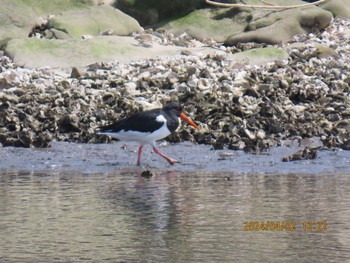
[153,147,180,165]
[137,145,143,166]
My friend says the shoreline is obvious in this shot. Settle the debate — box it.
[0,140,349,175]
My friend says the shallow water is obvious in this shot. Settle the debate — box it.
[1,142,350,262]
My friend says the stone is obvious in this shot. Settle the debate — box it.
[321,0,350,18]
[48,5,141,39]
[0,0,96,41]
[160,8,248,42]
[225,6,332,45]
[71,67,84,78]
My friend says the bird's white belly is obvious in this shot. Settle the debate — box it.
[104,123,171,145]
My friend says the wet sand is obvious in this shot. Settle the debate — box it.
[0,141,349,175]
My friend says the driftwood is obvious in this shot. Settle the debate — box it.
[205,0,328,10]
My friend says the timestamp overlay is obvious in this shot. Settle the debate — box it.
[243,221,328,232]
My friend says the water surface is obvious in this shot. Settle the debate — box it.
[0,142,350,262]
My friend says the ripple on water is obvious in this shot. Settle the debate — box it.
[0,169,350,262]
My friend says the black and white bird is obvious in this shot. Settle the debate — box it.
[97,102,198,165]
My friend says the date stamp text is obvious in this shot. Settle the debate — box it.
[243,221,327,231]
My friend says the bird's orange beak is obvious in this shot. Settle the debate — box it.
[180,113,198,129]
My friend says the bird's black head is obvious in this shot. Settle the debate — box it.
[163,102,198,129]
[163,102,183,116]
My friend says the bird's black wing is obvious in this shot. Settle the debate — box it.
[99,109,164,133]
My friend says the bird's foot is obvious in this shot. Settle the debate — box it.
[152,147,181,165]
[168,158,181,165]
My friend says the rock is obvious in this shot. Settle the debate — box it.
[282,147,318,162]
[0,1,41,41]
[141,170,153,178]
[225,4,332,45]
[71,67,84,79]
[321,0,350,18]
[0,78,11,89]
[159,0,333,44]
[3,35,229,68]
[230,47,289,65]
[115,0,204,26]
[313,45,339,58]
[50,28,71,40]
[0,92,19,103]
[124,82,140,95]
[0,0,99,41]
[48,5,141,39]
[160,8,249,42]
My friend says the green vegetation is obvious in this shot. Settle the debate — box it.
[16,0,94,15]
[163,9,247,42]
[243,47,287,59]
[21,38,62,52]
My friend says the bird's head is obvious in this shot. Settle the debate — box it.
[163,102,198,129]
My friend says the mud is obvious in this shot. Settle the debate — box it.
[0,140,349,175]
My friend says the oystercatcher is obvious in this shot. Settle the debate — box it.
[98,102,198,165]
